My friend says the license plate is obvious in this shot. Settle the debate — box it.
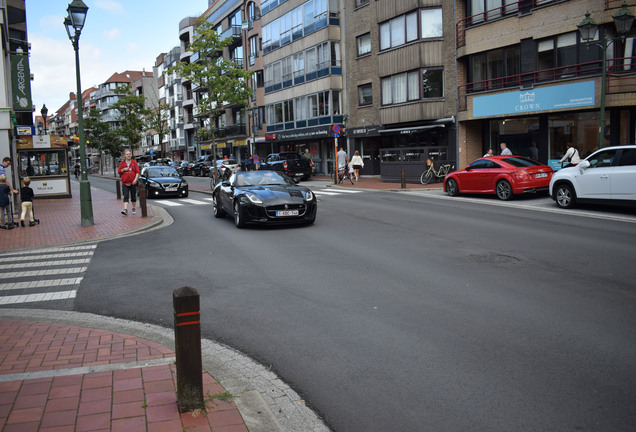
[165,187,178,192]
[535,173,548,178]
[276,210,299,216]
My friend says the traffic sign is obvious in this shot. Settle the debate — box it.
[332,124,341,137]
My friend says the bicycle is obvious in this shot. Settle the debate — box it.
[331,166,354,185]
[420,162,453,185]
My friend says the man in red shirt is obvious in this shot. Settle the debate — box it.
[117,149,140,215]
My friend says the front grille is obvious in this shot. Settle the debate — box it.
[265,203,307,217]
[162,182,181,189]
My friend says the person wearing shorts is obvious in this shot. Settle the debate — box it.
[117,149,140,215]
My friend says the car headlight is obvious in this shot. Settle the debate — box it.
[303,190,315,201]
[181,180,188,186]
[148,180,161,188]
[245,192,262,204]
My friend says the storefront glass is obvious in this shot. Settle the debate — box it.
[548,111,599,160]
[19,150,68,177]
[488,117,540,157]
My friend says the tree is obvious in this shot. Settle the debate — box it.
[84,107,123,174]
[169,19,253,177]
[146,102,172,159]
[110,85,151,151]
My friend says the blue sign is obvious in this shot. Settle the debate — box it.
[473,81,596,118]
[332,124,341,137]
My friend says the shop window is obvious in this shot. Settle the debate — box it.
[357,33,371,56]
[19,151,68,177]
[359,83,372,106]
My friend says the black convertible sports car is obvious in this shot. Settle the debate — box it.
[212,170,317,228]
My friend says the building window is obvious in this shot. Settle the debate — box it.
[420,8,443,39]
[381,69,441,105]
[468,46,519,91]
[380,9,440,51]
[358,83,372,106]
[422,69,443,98]
[357,33,371,56]
[355,0,369,7]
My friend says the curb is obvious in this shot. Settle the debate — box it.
[0,309,331,432]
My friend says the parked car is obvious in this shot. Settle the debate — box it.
[192,161,211,177]
[177,161,191,176]
[212,170,317,228]
[549,145,636,209]
[138,166,188,198]
[258,152,313,180]
[443,155,554,200]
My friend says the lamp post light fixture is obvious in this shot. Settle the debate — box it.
[40,104,48,135]
[578,3,635,150]
[64,0,94,226]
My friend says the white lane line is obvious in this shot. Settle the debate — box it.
[0,290,77,305]
[202,198,215,201]
[332,189,363,193]
[179,199,208,205]
[315,190,341,196]
[0,244,96,258]
[0,259,91,270]
[0,277,82,291]
[153,200,182,206]
[1,267,88,279]
[4,251,95,261]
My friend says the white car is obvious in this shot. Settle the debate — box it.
[549,145,636,209]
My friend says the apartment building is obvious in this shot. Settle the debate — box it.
[154,47,189,161]
[456,0,636,169]
[178,16,199,161]
[346,0,458,181]
[260,0,346,174]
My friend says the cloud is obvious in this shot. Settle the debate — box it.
[93,0,125,13]
[103,28,120,40]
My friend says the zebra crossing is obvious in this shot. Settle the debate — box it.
[0,244,96,307]
[149,189,364,207]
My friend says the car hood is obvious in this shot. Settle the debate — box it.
[240,185,306,200]
[148,176,184,183]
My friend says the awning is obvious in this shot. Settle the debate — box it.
[379,124,443,134]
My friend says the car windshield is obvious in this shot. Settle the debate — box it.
[502,157,543,167]
[147,167,180,178]
[234,171,291,187]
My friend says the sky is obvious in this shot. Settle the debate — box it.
[26,0,209,116]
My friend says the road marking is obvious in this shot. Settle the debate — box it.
[0,244,96,307]
[410,191,636,224]
[153,200,182,206]
[0,290,76,305]
[179,198,208,205]
[332,189,363,193]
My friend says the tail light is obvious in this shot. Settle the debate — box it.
[283,161,288,171]
[512,170,530,178]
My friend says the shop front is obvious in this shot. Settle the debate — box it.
[16,134,71,198]
[462,80,632,170]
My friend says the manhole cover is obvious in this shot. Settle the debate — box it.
[470,253,520,264]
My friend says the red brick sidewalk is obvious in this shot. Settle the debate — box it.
[0,320,247,432]
[1,181,159,251]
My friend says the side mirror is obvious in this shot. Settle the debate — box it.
[293,178,300,184]
[578,159,590,173]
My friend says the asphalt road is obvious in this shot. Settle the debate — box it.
[79,176,636,432]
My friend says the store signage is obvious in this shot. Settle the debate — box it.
[350,125,384,137]
[31,179,68,196]
[472,81,596,118]
[274,126,330,141]
[11,54,33,112]
[17,126,34,135]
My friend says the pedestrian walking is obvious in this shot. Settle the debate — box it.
[117,149,140,215]
[19,177,37,227]
[559,143,581,165]
[500,142,512,155]
[337,147,348,178]
[349,150,364,181]
[74,161,80,180]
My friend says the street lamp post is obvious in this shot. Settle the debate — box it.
[40,104,48,135]
[578,3,635,150]
[64,0,94,226]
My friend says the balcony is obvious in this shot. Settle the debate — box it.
[216,124,247,138]
[221,25,242,41]
[458,57,636,111]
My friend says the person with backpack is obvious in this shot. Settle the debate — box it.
[559,143,581,165]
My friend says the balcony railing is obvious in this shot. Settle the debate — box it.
[216,124,247,138]
[457,0,562,49]
[221,25,242,40]
[458,57,636,111]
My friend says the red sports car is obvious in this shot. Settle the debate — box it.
[443,155,554,200]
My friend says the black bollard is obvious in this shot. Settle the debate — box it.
[173,287,205,412]
[401,169,407,189]
[138,185,148,218]
[115,180,121,200]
